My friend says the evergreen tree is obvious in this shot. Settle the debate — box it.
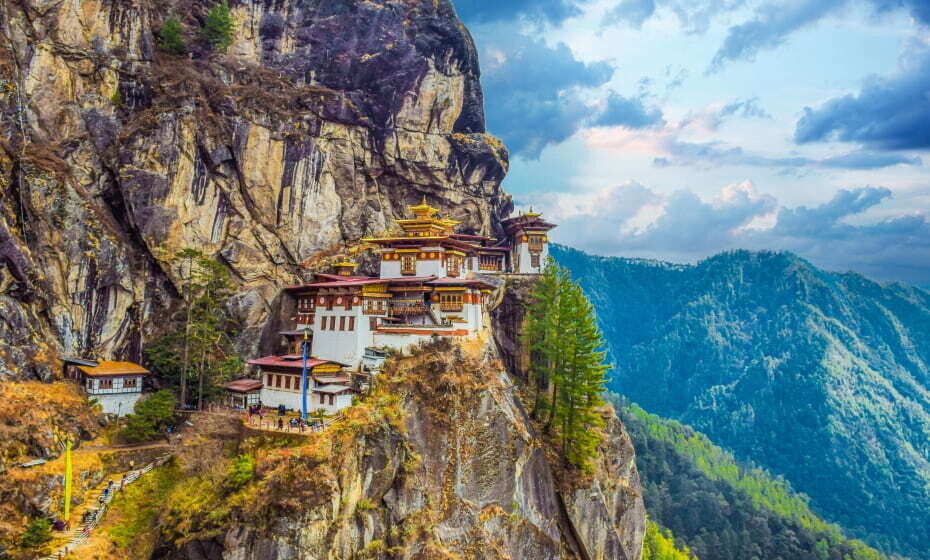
[18,517,51,550]
[524,259,610,471]
[203,0,236,53]
[146,249,244,409]
[159,17,186,55]
[522,259,563,419]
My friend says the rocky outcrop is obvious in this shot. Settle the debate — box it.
[155,336,644,560]
[0,0,510,378]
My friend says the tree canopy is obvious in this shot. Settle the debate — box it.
[523,258,610,471]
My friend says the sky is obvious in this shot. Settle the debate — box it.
[452,0,930,285]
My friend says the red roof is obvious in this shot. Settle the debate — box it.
[287,277,386,290]
[381,275,438,283]
[248,355,343,370]
[224,379,262,392]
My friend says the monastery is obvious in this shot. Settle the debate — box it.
[241,201,556,415]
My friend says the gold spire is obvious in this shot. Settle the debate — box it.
[409,196,439,219]
[525,206,542,217]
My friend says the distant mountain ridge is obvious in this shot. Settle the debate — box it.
[553,245,930,559]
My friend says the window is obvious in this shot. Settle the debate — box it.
[99,378,113,389]
[275,375,282,388]
[401,255,416,275]
[319,393,325,404]
[123,377,137,388]
[446,256,460,277]
[325,296,333,310]
[348,316,355,331]
[439,293,464,311]
[479,255,501,271]
[266,374,272,386]
[284,376,291,390]
[320,316,327,330]
[329,316,336,330]
[531,253,540,268]
[339,316,346,331]
[328,394,335,405]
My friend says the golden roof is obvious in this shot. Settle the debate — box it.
[409,196,439,219]
[77,361,149,377]
[333,261,358,268]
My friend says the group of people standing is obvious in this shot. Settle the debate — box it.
[245,404,322,433]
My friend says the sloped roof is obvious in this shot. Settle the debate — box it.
[224,379,263,392]
[77,361,149,377]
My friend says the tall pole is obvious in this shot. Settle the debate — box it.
[301,329,309,421]
[63,440,72,521]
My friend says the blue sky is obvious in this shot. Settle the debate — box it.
[453,0,930,284]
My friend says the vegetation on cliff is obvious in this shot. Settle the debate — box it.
[642,521,697,560]
[524,260,610,472]
[145,250,243,409]
[553,244,930,559]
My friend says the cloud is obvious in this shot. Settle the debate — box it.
[794,43,930,150]
[719,97,772,121]
[709,0,930,71]
[603,0,748,34]
[593,91,665,128]
[538,183,930,283]
[584,122,921,170]
[476,30,614,158]
[709,0,844,71]
[452,0,588,25]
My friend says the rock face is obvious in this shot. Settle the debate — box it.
[0,0,510,378]
[155,336,644,560]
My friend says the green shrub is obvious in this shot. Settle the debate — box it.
[356,498,377,511]
[121,390,177,443]
[203,1,236,53]
[225,454,255,489]
[159,17,186,55]
[19,517,52,549]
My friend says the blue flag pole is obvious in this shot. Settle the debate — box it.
[301,329,310,421]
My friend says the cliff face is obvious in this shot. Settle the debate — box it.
[0,0,510,379]
[154,337,644,560]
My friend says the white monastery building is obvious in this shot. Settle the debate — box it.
[248,202,557,414]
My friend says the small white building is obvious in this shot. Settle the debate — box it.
[249,355,356,414]
[64,359,148,417]
[223,379,263,409]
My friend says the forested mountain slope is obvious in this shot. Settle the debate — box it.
[615,399,887,560]
[553,245,930,559]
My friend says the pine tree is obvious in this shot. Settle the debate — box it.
[522,258,562,419]
[203,0,236,53]
[159,17,186,55]
[146,249,243,409]
[524,258,610,471]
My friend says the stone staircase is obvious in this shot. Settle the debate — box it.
[42,454,171,560]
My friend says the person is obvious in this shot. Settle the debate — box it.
[277,404,285,417]
[120,474,126,490]
[277,417,284,430]
[299,418,305,433]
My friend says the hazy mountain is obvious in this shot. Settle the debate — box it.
[553,245,930,559]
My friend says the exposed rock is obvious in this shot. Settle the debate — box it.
[154,336,644,560]
[0,0,511,379]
